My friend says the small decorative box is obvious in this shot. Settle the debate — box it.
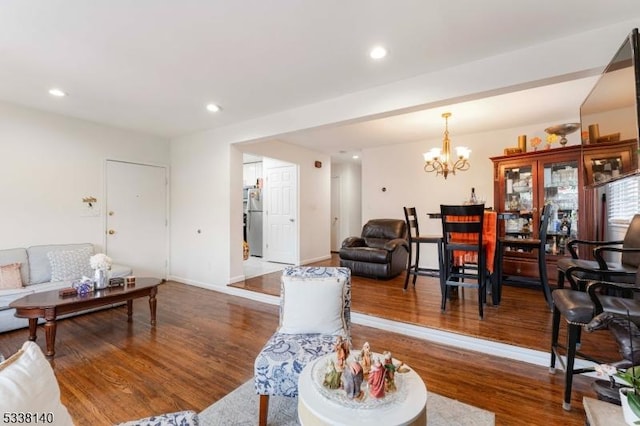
[504,147,523,156]
[109,277,125,287]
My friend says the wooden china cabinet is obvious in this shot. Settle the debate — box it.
[490,139,637,284]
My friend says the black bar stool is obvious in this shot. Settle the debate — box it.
[402,207,442,290]
[549,288,601,411]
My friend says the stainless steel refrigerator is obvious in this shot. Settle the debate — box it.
[246,188,263,257]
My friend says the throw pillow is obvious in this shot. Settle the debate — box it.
[48,247,93,282]
[279,275,347,335]
[0,263,23,289]
[0,341,74,426]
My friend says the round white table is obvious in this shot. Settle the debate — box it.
[298,353,427,426]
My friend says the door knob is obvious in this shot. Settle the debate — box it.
[289,218,295,222]
[108,229,116,235]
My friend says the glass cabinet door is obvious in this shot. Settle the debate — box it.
[503,165,534,236]
[541,159,579,255]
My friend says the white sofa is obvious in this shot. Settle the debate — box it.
[0,243,131,333]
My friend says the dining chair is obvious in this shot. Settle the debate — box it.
[439,204,490,319]
[402,207,442,290]
[557,214,640,290]
[254,266,351,426]
[494,204,552,309]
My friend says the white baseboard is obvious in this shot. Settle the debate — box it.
[300,254,332,265]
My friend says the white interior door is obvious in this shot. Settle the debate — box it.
[106,160,168,278]
[331,176,341,252]
[264,163,297,264]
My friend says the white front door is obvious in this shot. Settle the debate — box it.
[105,160,168,278]
[264,163,297,264]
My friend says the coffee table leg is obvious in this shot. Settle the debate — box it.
[127,300,133,322]
[149,286,157,326]
[44,321,56,358]
[28,318,38,341]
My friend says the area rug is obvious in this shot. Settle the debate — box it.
[198,380,495,426]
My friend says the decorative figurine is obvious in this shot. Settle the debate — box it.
[383,351,397,392]
[368,357,386,398]
[323,359,341,390]
[359,341,372,376]
[341,361,364,400]
[334,336,350,371]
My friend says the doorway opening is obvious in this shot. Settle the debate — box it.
[242,153,297,278]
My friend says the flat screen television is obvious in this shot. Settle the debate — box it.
[580,28,640,187]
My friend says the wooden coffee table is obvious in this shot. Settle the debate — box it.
[9,277,163,358]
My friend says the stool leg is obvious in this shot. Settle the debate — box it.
[413,242,420,285]
[440,249,449,312]
[562,323,580,411]
[550,305,561,373]
[557,269,566,289]
[538,248,552,311]
[403,241,413,290]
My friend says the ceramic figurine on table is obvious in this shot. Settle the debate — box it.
[359,341,372,376]
[323,359,341,390]
[334,336,350,371]
[341,361,364,400]
[368,358,386,398]
[383,351,397,392]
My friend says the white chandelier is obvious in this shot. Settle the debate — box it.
[423,112,471,179]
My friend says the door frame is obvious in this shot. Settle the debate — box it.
[103,158,170,278]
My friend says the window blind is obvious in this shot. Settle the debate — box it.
[607,174,640,224]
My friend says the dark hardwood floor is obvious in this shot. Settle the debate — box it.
[232,254,620,355]
[0,260,622,425]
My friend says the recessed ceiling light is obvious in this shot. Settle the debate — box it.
[369,46,387,60]
[206,103,221,113]
[48,88,66,97]
[352,155,360,159]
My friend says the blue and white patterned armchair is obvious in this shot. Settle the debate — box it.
[254,266,351,426]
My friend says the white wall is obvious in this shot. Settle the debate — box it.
[0,101,169,250]
[170,135,331,289]
[169,131,234,287]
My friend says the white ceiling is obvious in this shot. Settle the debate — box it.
[1,1,639,161]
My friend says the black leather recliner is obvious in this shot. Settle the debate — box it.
[339,219,409,279]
